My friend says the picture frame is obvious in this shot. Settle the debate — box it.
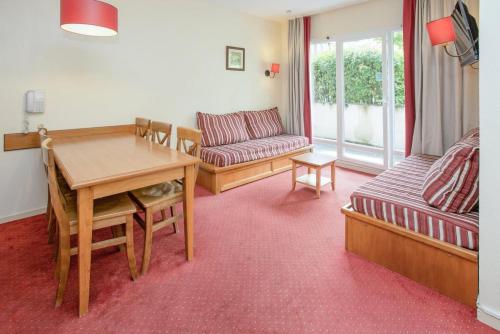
[226,46,245,71]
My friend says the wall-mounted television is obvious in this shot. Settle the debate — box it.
[451,1,479,66]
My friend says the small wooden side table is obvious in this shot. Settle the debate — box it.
[290,153,336,198]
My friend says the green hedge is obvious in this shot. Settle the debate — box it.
[312,49,405,107]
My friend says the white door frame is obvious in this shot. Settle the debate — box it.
[310,26,403,170]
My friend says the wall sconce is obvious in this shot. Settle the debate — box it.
[426,14,478,65]
[265,64,280,78]
[426,17,458,56]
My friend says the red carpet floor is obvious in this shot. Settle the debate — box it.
[0,167,495,333]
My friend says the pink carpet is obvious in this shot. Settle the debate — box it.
[0,167,495,333]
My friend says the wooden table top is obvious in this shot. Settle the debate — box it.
[290,152,337,167]
[53,133,200,190]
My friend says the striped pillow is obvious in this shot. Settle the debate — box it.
[422,134,479,213]
[196,112,249,147]
[241,107,284,139]
[459,127,479,146]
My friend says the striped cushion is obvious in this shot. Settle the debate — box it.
[351,155,478,250]
[422,129,479,213]
[241,107,284,139]
[459,127,479,146]
[197,112,249,147]
[200,135,309,167]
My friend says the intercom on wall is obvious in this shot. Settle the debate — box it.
[23,90,45,133]
[25,90,45,113]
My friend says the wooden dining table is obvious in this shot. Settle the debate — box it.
[52,133,200,316]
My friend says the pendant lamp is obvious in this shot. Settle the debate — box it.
[60,0,118,37]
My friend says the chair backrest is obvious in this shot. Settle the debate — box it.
[151,121,172,147]
[39,128,49,177]
[42,138,70,228]
[176,127,202,177]
[135,117,151,139]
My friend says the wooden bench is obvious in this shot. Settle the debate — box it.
[197,145,313,194]
[342,204,478,307]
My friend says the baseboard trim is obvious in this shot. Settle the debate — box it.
[478,304,500,331]
[0,207,46,224]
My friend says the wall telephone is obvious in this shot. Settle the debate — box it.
[23,90,45,133]
[25,90,45,113]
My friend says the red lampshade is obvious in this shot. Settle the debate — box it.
[426,16,456,46]
[61,0,118,37]
[271,63,280,74]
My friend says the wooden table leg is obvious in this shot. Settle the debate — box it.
[183,164,195,261]
[316,168,321,199]
[291,161,296,190]
[331,162,336,190]
[77,188,93,317]
[141,209,154,275]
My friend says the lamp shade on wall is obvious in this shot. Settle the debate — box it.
[60,0,118,36]
[271,63,280,74]
[427,17,456,46]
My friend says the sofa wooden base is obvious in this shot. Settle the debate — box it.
[197,146,313,194]
[341,204,478,308]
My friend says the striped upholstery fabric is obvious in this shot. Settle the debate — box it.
[241,107,284,139]
[422,128,479,213]
[200,135,309,167]
[460,127,480,146]
[351,155,478,250]
[197,112,249,147]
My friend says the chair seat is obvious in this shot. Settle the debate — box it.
[66,193,137,228]
[129,181,183,208]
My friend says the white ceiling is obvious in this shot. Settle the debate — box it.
[203,0,369,21]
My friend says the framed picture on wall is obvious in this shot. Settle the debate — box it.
[226,46,245,71]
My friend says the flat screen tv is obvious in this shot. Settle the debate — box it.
[451,1,479,66]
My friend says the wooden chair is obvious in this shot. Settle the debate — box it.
[40,128,56,244]
[42,138,138,307]
[40,129,74,246]
[129,126,201,274]
[135,117,151,139]
[146,121,175,221]
[150,121,172,146]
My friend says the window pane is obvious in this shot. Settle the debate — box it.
[311,43,337,142]
[343,37,384,164]
[344,146,384,165]
[393,31,405,165]
[313,138,338,157]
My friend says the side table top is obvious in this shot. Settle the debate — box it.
[290,152,337,167]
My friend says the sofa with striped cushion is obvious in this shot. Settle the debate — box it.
[342,128,480,307]
[196,107,310,168]
[196,107,312,193]
[350,128,480,250]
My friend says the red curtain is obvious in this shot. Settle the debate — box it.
[403,0,416,157]
[303,16,312,143]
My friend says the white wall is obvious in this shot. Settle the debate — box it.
[478,0,500,330]
[0,0,283,222]
[311,0,402,41]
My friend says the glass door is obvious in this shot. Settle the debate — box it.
[342,37,385,166]
[392,31,406,165]
[309,29,405,170]
[310,42,337,156]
